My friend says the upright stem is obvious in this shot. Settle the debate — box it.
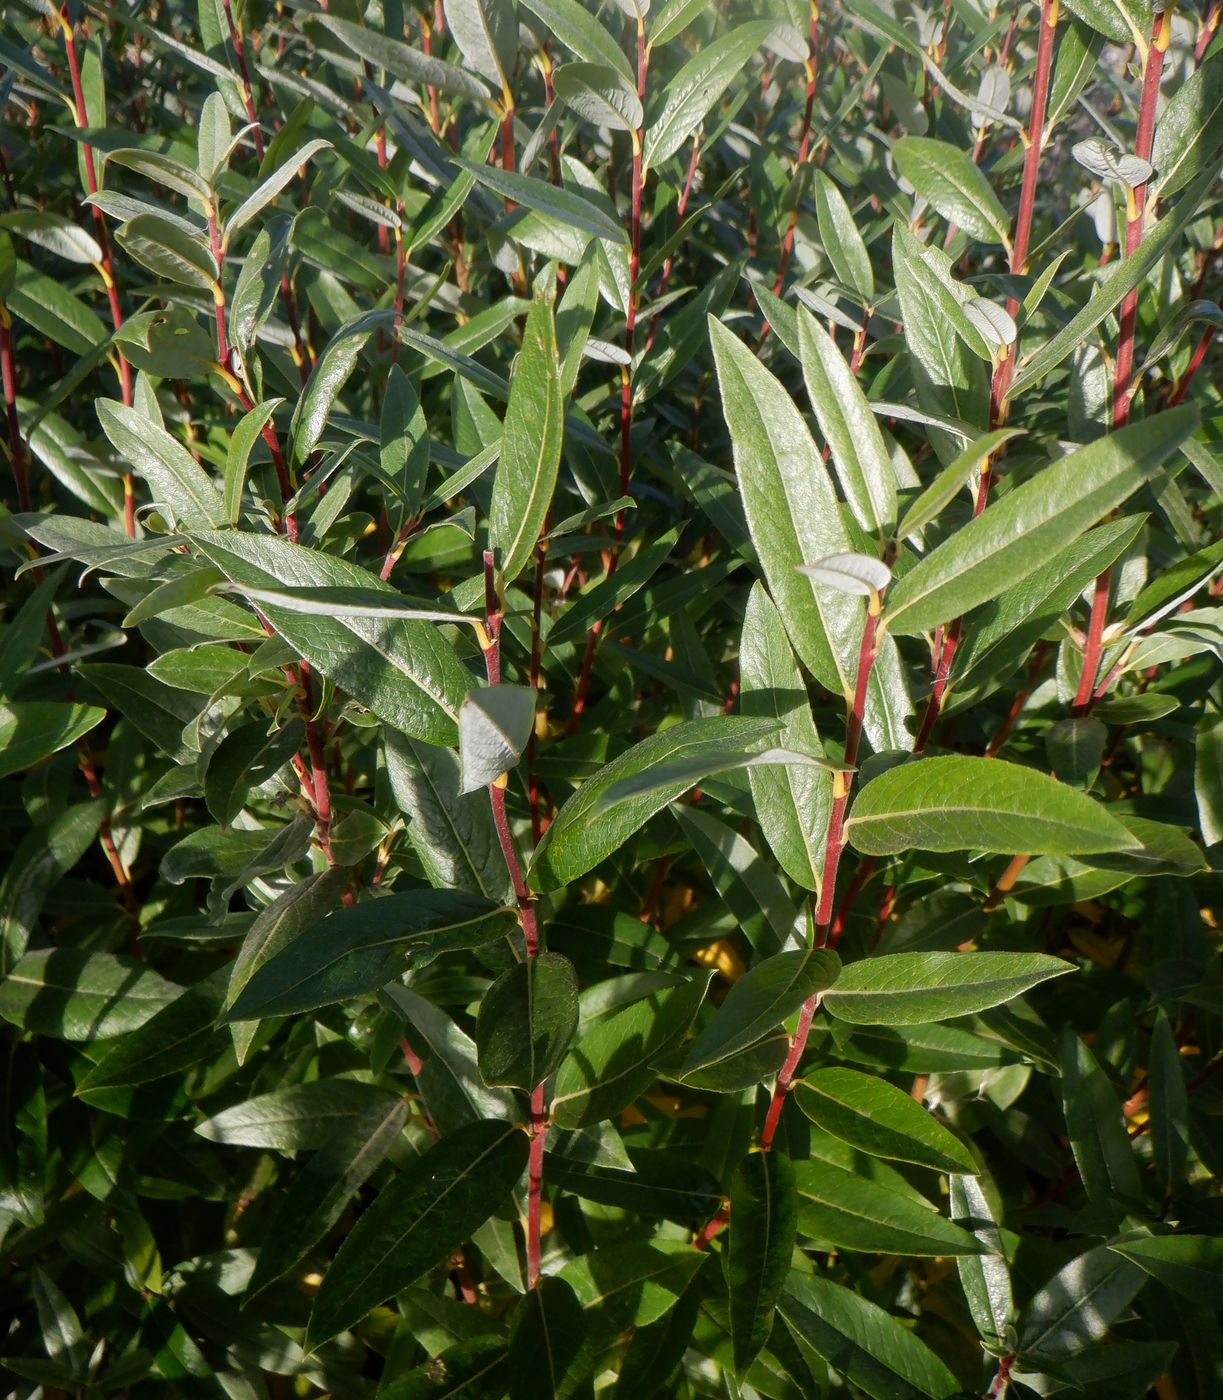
[990,0,1059,420]
[482,550,546,1287]
[0,314,32,513]
[220,0,265,160]
[772,5,820,298]
[58,5,135,532]
[760,593,884,1151]
[1075,6,1170,714]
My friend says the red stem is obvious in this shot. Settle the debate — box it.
[1077,8,1169,714]
[760,597,883,1150]
[220,0,265,160]
[1,317,32,514]
[1167,324,1216,407]
[482,550,546,1286]
[990,0,1058,419]
[772,11,819,298]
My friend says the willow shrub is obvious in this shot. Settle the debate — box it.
[1,0,1222,1394]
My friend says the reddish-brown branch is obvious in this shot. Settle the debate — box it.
[1,317,32,514]
[220,0,265,160]
[1078,8,1169,714]
[482,550,546,1286]
[1167,325,1217,407]
[772,11,820,298]
[990,0,1059,418]
[59,6,134,531]
[761,597,883,1150]
[1196,0,1220,62]
[644,132,700,355]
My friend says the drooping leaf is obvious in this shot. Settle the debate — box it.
[224,891,516,1020]
[726,1150,797,1375]
[307,1119,529,1347]
[476,952,580,1090]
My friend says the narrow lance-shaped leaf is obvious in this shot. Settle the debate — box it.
[98,399,226,529]
[489,292,564,584]
[643,23,774,170]
[845,755,1138,856]
[306,1119,529,1348]
[883,408,1197,635]
[893,137,1010,246]
[740,584,830,891]
[708,317,858,700]
[795,1067,977,1173]
[814,171,874,303]
[823,950,1075,1026]
[726,1151,798,1376]
[528,716,780,891]
[224,890,517,1020]
[950,1174,1012,1347]
[797,307,896,534]
[476,952,580,1091]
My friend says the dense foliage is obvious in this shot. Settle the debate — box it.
[2,0,1223,1394]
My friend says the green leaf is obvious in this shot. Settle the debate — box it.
[795,1067,976,1173]
[726,1150,797,1375]
[0,949,179,1040]
[385,732,512,902]
[554,63,643,132]
[77,974,225,1092]
[892,222,989,442]
[1109,1236,1223,1304]
[528,716,779,890]
[681,949,840,1076]
[508,1277,593,1400]
[823,951,1074,1026]
[1060,0,1150,47]
[1010,162,1222,396]
[458,685,537,793]
[1152,51,1223,199]
[708,317,857,700]
[204,717,303,826]
[739,584,830,891]
[0,210,102,265]
[794,1158,985,1256]
[780,1274,960,1399]
[380,365,429,518]
[845,755,1137,856]
[379,1336,509,1400]
[522,0,636,83]
[247,1097,411,1299]
[105,146,212,202]
[613,1269,702,1398]
[1018,1244,1146,1361]
[288,309,384,464]
[950,1173,1012,1347]
[195,1080,402,1151]
[190,529,472,746]
[455,158,629,244]
[814,171,874,303]
[1195,715,1223,847]
[224,398,281,524]
[98,398,227,529]
[1148,1010,1190,1188]
[885,408,1198,635]
[893,137,1010,246]
[1058,1028,1144,1208]
[560,1240,706,1334]
[307,1119,528,1348]
[196,90,231,184]
[114,213,218,289]
[476,952,580,1090]
[796,307,896,534]
[443,0,518,87]
[489,292,563,584]
[317,14,491,99]
[643,23,774,170]
[551,974,710,1127]
[544,1149,722,1224]
[896,429,1021,541]
[545,528,678,651]
[224,891,516,1020]
[0,702,105,781]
